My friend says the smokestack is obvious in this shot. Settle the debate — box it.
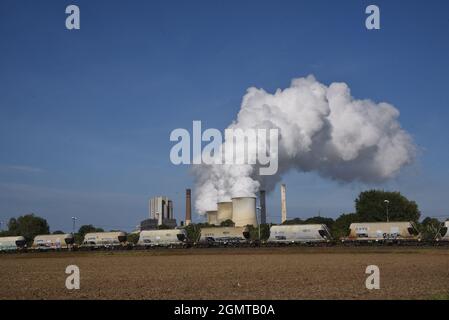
[281,184,287,223]
[185,189,192,226]
[259,190,266,224]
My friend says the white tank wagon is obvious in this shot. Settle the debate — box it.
[138,229,187,247]
[32,234,75,250]
[82,231,127,247]
[437,221,449,241]
[268,224,332,244]
[199,227,250,245]
[0,236,26,251]
[344,222,420,242]
[232,197,257,227]
[217,201,233,223]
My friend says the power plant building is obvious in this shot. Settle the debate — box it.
[149,196,173,223]
[142,196,177,230]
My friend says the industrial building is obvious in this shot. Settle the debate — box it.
[143,196,177,230]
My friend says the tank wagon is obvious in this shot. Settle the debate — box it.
[32,234,75,250]
[436,221,449,242]
[137,229,187,247]
[268,224,332,244]
[198,227,250,246]
[82,231,127,249]
[342,221,420,244]
[0,236,26,252]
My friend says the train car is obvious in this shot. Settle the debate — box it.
[32,234,75,250]
[137,229,187,247]
[198,227,250,245]
[82,231,127,248]
[343,221,420,243]
[0,236,27,252]
[267,224,332,244]
[436,221,449,241]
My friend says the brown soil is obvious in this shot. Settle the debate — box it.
[0,247,448,300]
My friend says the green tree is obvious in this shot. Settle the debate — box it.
[127,233,140,244]
[304,216,334,229]
[78,224,104,237]
[158,224,170,230]
[52,230,65,234]
[355,190,420,222]
[331,213,359,239]
[220,219,235,227]
[419,217,442,240]
[6,214,50,244]
[282,218,304,225]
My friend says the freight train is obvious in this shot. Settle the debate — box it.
[1,221,448,253]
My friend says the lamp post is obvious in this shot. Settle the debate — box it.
[71,216,78,235]
[384,200,390,222]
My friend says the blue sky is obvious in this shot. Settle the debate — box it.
[1,0,448,232]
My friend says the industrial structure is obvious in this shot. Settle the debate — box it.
[259,190,267,225]
[185,189,192,226]
[281,184,287,223]
[205,196,258,227]
[141,196,177,230]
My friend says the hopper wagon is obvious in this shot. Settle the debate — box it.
[198,227,250,246]
[82,231,127,249]
[267,224,332,245]
[137,229,188,247]
[0,236,27,252]
[342,221,421,244]
[32,234,75,250]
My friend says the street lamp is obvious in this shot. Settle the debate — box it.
[71,216,78,234]
[384,200,390,222]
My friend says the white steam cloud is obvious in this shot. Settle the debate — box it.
[193,75,416,213]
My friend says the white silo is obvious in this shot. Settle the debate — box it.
[232,197,257,227]
[217,201,233,223]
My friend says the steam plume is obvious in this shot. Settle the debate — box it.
[193,76,416,213]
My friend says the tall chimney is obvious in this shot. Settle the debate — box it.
[185,189,192,226]
[281,184,287,223]
[259,190,266,224]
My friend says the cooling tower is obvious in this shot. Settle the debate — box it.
[217,201,233,223]
[206,210,219,226]
[232,197,257,227]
